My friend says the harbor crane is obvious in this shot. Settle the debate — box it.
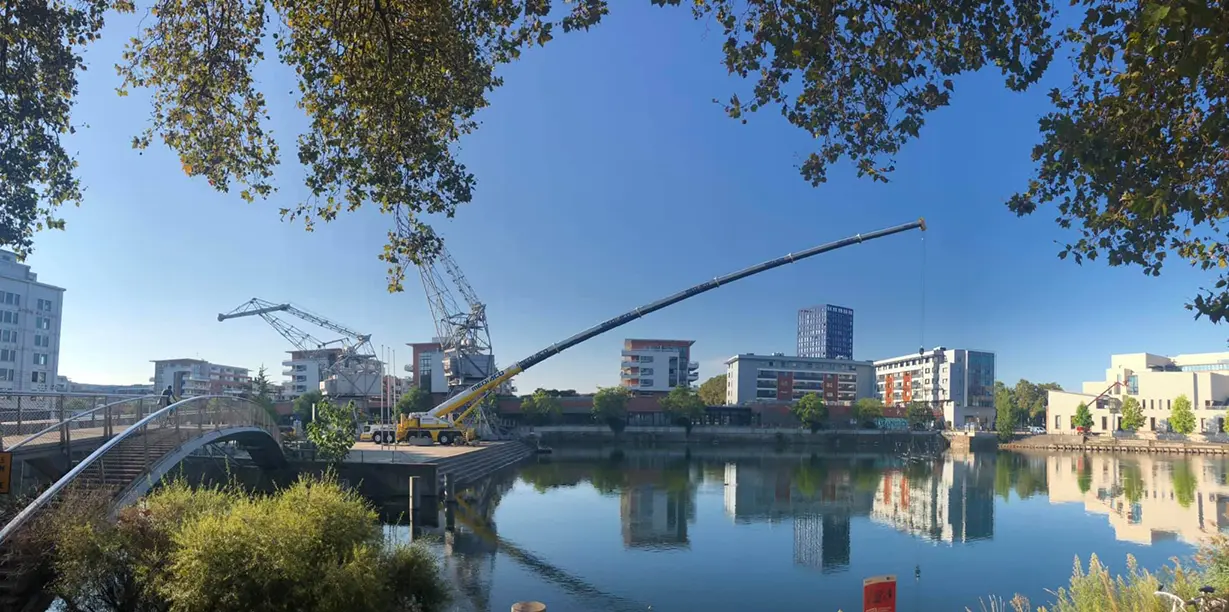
[217,298,382,400]
[409,239,509,440]
[390,219,927,446]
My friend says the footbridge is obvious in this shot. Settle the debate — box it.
[0,394,285,609]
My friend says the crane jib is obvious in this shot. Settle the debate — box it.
[428,218,925,419]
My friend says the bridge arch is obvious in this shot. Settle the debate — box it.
[0,395,285,545]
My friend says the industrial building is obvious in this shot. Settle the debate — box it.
[874,347,996,430]
[797,304,854,360]
[0,250,64,392]
[620,339,699,394]
[1048,352,1229,434]
[724,353,875,407]
[152,358,251,398]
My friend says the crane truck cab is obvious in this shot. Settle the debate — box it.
[358,421,399,445]
[397,412,468,446]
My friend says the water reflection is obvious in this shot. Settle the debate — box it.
[1042,452,1229,545]
[403,449,1227,612]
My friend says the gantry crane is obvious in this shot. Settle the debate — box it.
[217,298,382,401]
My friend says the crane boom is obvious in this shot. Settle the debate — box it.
[426,218,927,420]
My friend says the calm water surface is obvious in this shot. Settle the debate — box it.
[402,448,1229,612]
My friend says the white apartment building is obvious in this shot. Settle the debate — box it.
[620,339,699,394]
[874,347,997,429]
[1048,352,1229,434]
[152,358,251,398]
[281,348,343,397]
[0,250,64,392]
[724,353,876,406]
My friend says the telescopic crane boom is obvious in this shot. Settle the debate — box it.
[425,219,927,421]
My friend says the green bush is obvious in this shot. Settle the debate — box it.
[25,475,449,612]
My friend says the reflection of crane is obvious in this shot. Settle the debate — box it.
[217,298,382,399]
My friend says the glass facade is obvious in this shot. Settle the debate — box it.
[797,304,854,360]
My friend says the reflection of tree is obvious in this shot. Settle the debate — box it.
[1077,456,1093,494]
[518,462,586,493]
[1120,461,1144,504]
[851,460,885,492]
[994,457,1013,501]
[1172,460,1197,508]
[795,457,828,497]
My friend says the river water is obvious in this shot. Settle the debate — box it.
[402,448,1229,612]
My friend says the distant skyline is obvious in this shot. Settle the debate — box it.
[27,4,1229,394]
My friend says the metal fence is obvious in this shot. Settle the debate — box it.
[0,395,280,546]
[0,392,167,453]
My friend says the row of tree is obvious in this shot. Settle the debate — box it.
[994,379,1065,440]
[789,394,938,431]
[1069,394,1200,434]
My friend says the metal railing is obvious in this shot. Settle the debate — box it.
[4,394,163,452]
[0,392,165,452]
[0,395,280,547]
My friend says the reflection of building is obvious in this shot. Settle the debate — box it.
[620,485,690,548]
[724,353,876,407]
[620,339,699,394]
[797,304,855,360]
[870,455,995,543]
[874,348,997,429]
[1049,352,1229,434]
[1045,453,1229,545]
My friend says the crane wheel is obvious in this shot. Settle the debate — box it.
[438,433,453,446]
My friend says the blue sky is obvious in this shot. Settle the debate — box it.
[29,4,1229,393]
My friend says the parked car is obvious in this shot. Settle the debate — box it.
[1029,426,1045,435]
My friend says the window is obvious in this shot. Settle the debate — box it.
[639,368,654,376]
[33,353,48,366]
[1,311,16,325]
[0,369,12,382]
[0,330,14,343]
[1,292,19,306]
[34,334,48,348]
[35,316,49,330]
[36,298,53,312]
[0,349,14,362]
[640,379,654,387]
[30,371,45,384]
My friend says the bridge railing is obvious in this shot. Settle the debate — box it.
[0,395,280,547]
[0,392,164,452]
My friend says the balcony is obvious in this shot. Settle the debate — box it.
[687,371,699,382]
[620,370,638,379]
[687,361,699,371]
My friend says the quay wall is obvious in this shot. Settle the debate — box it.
[524,425,949,454]
[1002,432,1229,455]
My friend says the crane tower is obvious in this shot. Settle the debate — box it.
[217,298,383,401]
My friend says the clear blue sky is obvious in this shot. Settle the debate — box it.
[30,4,1229,393]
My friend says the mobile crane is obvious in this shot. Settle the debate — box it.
[392,219,927,444]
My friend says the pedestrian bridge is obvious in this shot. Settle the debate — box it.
[0,394,285,608]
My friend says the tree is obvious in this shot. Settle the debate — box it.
[520,388,562,426]
[1119,396,1145,431]
[2,0,607,288]
[851,398,884,429]
[1170,394,1197,434]
[251,365,277,419]
[396,385,433,416]
[790,393,828,433]
[995,384,1019,441]
[1073,402,1094,430]
[306,399,356,463]
[697,374,727,406]
[292,390,323,425]
[1013,380,1063,424]
[905,401,935,430]
[23,476,450,612]
[592,386,631,434]
[659,385,706,434]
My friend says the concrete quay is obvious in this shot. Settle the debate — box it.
[1002,432,1229,455]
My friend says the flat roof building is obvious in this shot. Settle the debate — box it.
[797,304,854,360]
[621,339,699,394]
[0,250,65,392]
[874,347,996,430]
[1048,352,1229,434]
[725,353,875,407]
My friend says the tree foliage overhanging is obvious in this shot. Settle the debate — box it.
[6,0,1229,318]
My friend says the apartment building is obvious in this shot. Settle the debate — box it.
[797,304,854,360]
[280,348,344,397]
[152,358,251,398]
[725,352,875,406]
[1048,351,1229,434]
[620,339,699,394]
[873,347,996,429]
[408,340,451,394]
[0,250,64,392]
